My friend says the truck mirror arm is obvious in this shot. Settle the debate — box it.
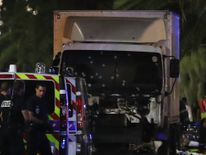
[163,55,179,96]
[165,78,177,96]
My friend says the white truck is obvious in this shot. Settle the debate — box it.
[53,10,180,155]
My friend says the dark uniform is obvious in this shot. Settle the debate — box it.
[0,94,11,155]
[180,98,189,124]
[199,118,206,152]
[27,95,52,155]
[0,93,25,155]
[9,95,26,155]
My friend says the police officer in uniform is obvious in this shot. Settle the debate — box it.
[0,81,26,155]
[0,82,12,155]
[27,83,52,155]
[10,81,28,155]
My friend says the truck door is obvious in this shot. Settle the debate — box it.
[64,77,77,155]
[64,77,91,155]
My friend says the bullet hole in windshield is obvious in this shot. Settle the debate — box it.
[152,56,158,63]
[116,74,120,78]
[110,76,114,80]
[98,75,102,79]
[90,75,94,79]
[81,72,86,77]
[122,80,126,86]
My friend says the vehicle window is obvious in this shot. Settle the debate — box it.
[23,80,55,114]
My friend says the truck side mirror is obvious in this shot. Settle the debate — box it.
[170,59,179,78]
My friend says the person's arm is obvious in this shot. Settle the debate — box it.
[27,97,44,124]
[19,97,30,123]
[28,110,44,124]
[21,110,30,123]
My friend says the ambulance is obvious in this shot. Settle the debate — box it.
[0,63,92,155]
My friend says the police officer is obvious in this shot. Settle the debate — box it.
[0,82,11,155]
[0,81,26,155]
[10,81,29,155]
[27,83,52,155]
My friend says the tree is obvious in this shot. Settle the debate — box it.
[113,0,169,10]
[179,0,206,55]
[0,0,114,72]
[0,0,53,71]
[178,0,206,107]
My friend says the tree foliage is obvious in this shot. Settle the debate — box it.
[0,0,114,72]
[113,0,170,10]
[180,47,206,104]
[179,0,206,55]
[178,0,206,104]
[0,0,54,71]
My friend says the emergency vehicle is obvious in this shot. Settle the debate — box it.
[0,64,92,155]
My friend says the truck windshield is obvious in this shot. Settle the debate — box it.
[61,50,162,96]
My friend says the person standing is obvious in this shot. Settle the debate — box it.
[9,80,29,155]
[0,81,29,155]
[199,118,206,152]
[180,97,189,124]
[0,82,12,155]
[27,83,52,155]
